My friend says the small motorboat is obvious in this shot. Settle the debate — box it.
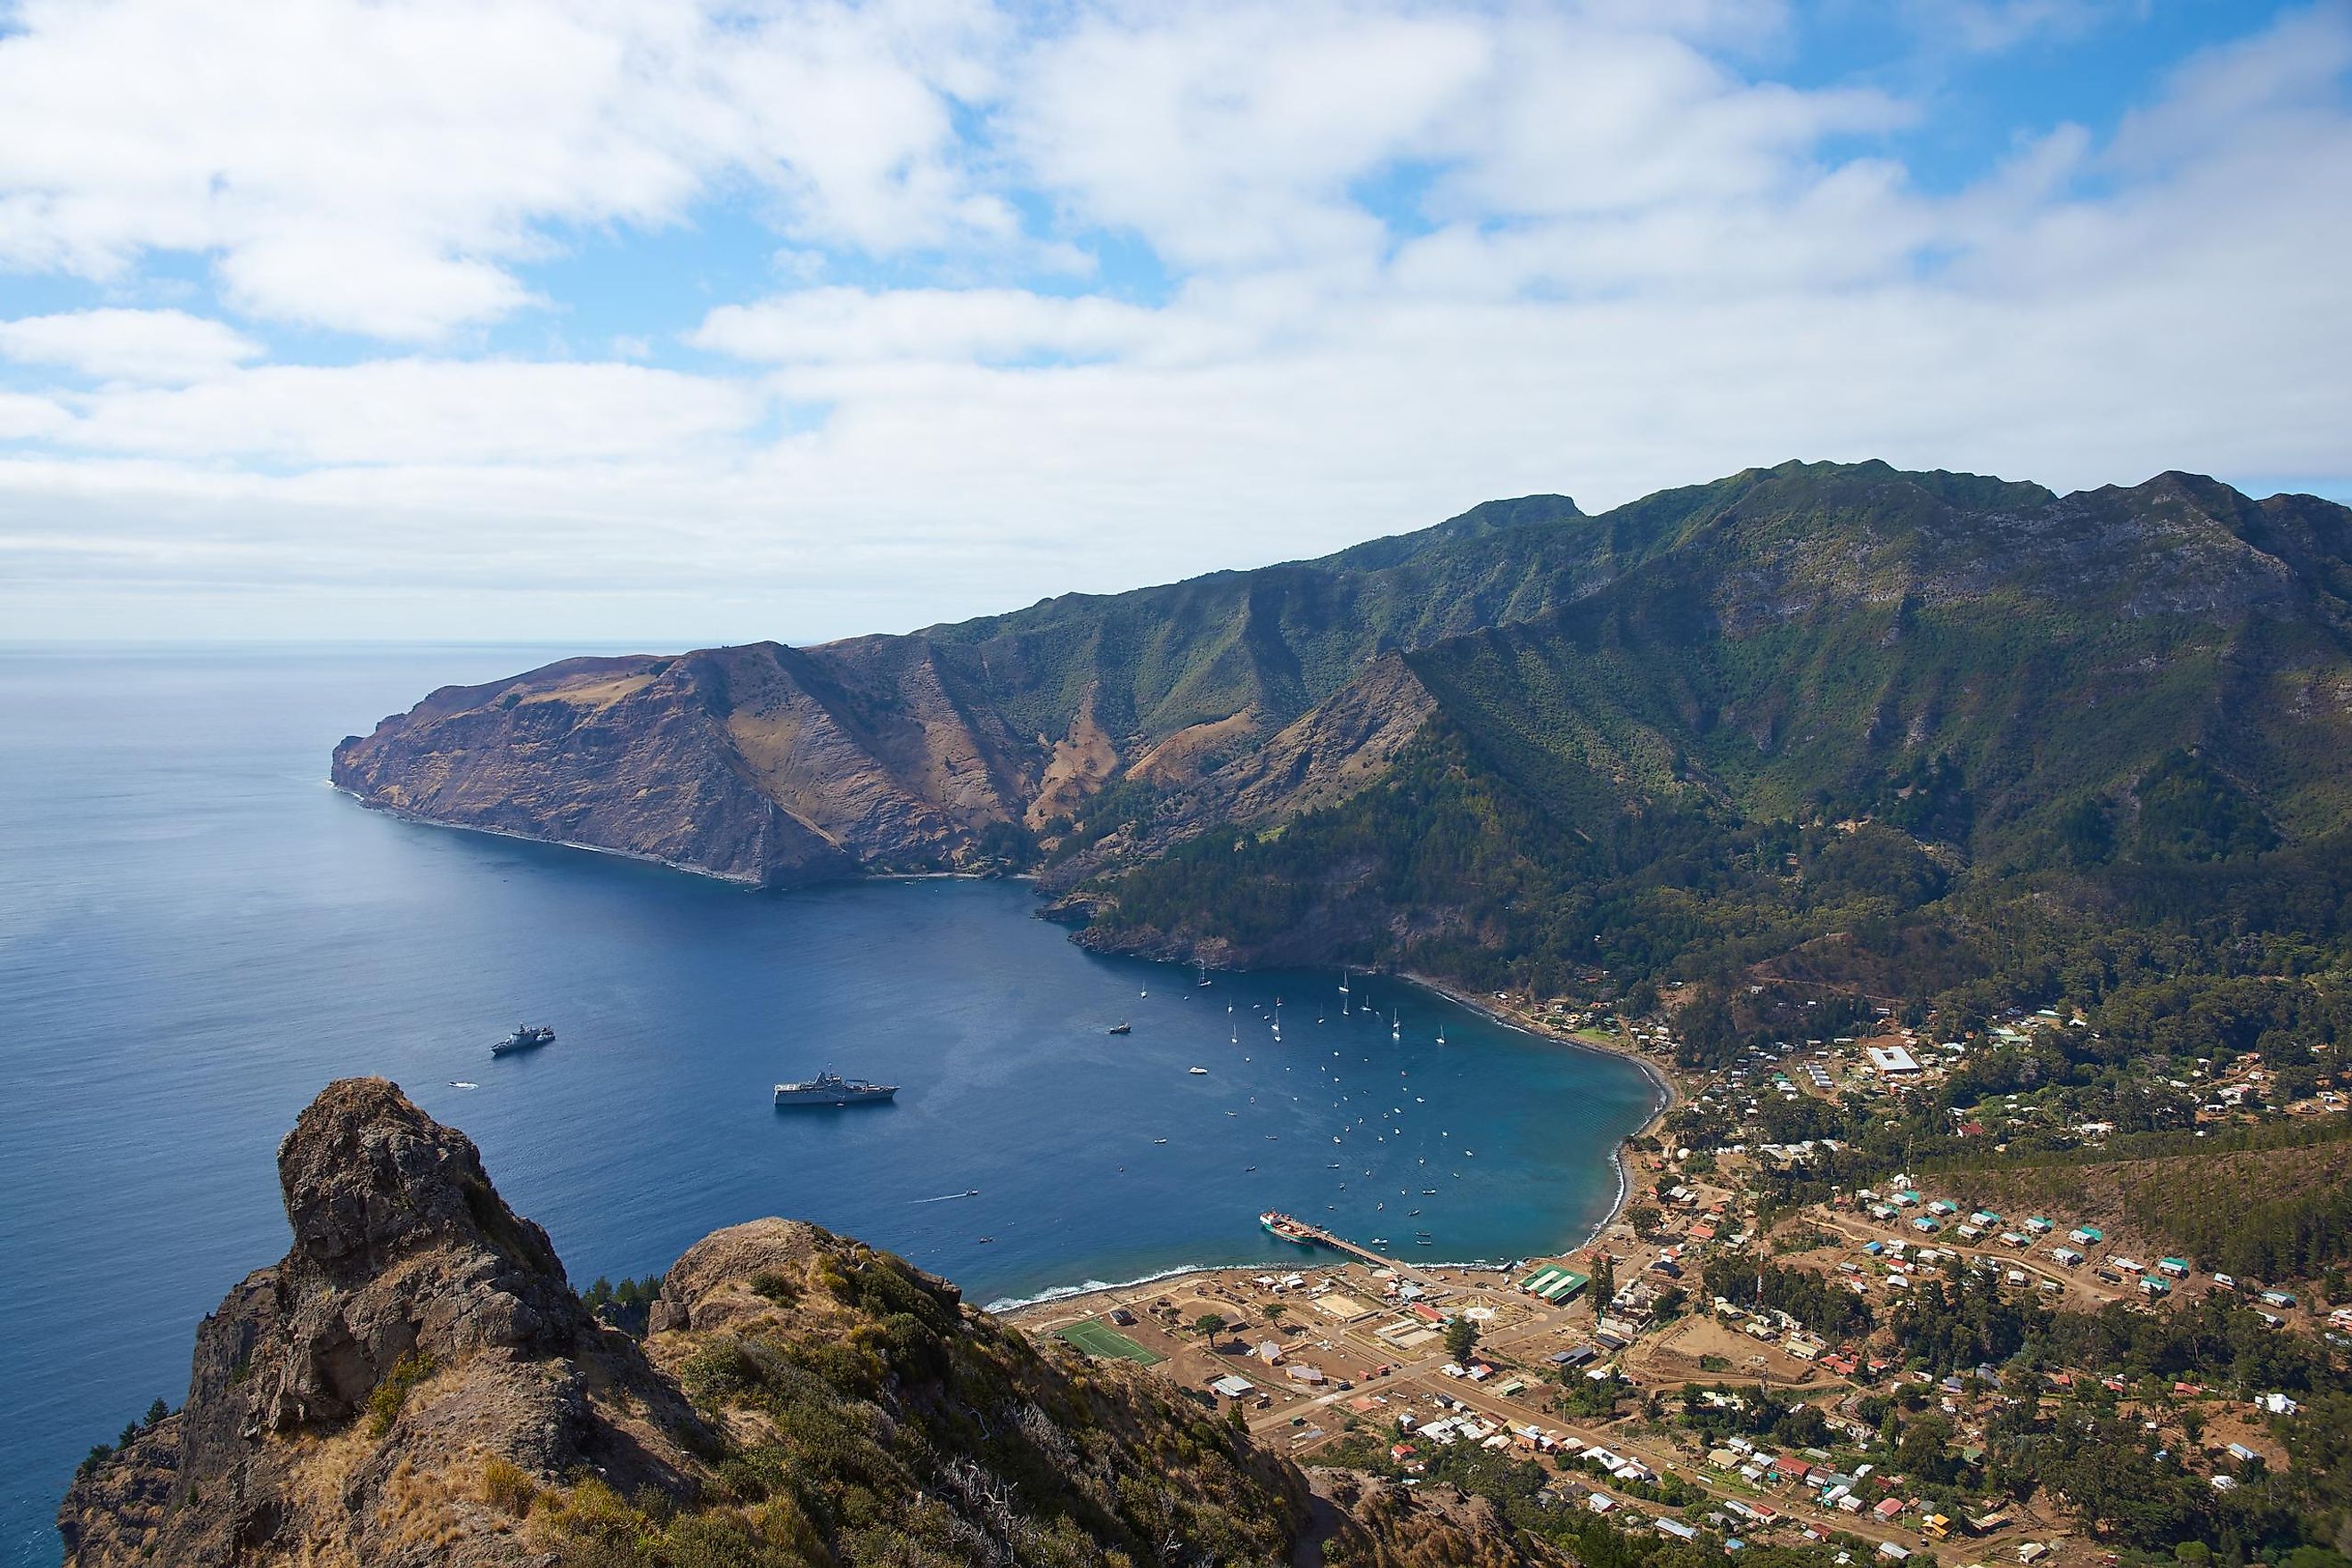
[1188,1066,1209,1074]
[1107,1022,1131,1035]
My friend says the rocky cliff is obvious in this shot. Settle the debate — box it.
[331,461,2352,983]
[60,1079,1564,1568]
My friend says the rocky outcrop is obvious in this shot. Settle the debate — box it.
[60,1078,709,1567]
[60,1082,1564,1568]
[1307,1469,1569,1568]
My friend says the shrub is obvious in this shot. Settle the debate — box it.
[747,1270,799,1308]
[366,1350,439,1437]
[481,1456,538,1516]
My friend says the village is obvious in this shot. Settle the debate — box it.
[1009,995,2348,1568]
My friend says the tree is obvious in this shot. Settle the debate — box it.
[142,1399,168,1428]
[1626,1203,1662,1237]
[1592,1252,1617,1306]
[1193,1311,1228,1344]
[1265,1303,1286,1328]
[1445,1317,1480,1363]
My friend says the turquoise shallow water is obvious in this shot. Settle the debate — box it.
[0,645,1657,1566]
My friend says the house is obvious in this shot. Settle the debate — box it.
[1867,1046,1922,1075]
[2069,1226,2104,1246]
[1209,1375,1257,1399]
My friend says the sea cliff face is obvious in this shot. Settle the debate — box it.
[333,462,2352,979]
[59,1079,1564,1568]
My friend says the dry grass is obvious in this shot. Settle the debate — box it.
[479,1456,538,1517]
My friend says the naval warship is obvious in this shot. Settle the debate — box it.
[491,1024,554,1057]
[774,1069,898,1107]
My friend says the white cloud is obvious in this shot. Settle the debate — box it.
[0,0,1006,339]
[691,286,1194,364]
[42,359,767,464]
[0,307,263,383]
[1908,0,2144,54]
[0,0,2347,643]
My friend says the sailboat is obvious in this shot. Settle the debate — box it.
[1436,1024,1446,1046]
[1196,959,1213,988]
[1339,968,1350,1017]
[1391,1009,1401,1043]
[1271,999,1282,1042]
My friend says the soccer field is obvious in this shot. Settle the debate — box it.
[1055,1319,1164,1364]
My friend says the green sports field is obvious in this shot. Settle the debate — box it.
[1055,1319,1164,1364]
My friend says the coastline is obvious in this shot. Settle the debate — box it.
[332,785,1031,890]
[1399,969,1678,1136]
[999,973,1676,1327]
[1399,970,1676,1253]
[331,787,1665,1325]
[330,786,774,886]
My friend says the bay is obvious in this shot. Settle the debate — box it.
[0,645,1658,1567]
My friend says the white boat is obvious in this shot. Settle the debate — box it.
[1188,1066,1209,1075]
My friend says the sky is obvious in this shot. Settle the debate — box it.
[1,0,2348,646]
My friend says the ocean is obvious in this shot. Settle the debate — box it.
[0,644,1658,1567]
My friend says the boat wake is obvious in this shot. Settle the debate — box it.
[911,1188,983,1204]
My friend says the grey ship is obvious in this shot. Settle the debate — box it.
[774,1069,898,1107]
[492,1024,554,1057]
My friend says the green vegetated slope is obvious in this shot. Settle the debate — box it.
[911,490,1614,744]
[1077,462,2352,1021]
[1936,1119,2352,1283]
[340,457,2352,1036]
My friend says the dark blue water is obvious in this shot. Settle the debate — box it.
[0,645,1658,1567]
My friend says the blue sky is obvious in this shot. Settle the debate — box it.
[0,0,2346,643]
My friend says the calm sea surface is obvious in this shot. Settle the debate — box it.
[0,645,1657,1566]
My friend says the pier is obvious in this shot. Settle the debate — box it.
[1259,1211,1424,1278]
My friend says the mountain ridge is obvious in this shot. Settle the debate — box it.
[331,460,2352,1002]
